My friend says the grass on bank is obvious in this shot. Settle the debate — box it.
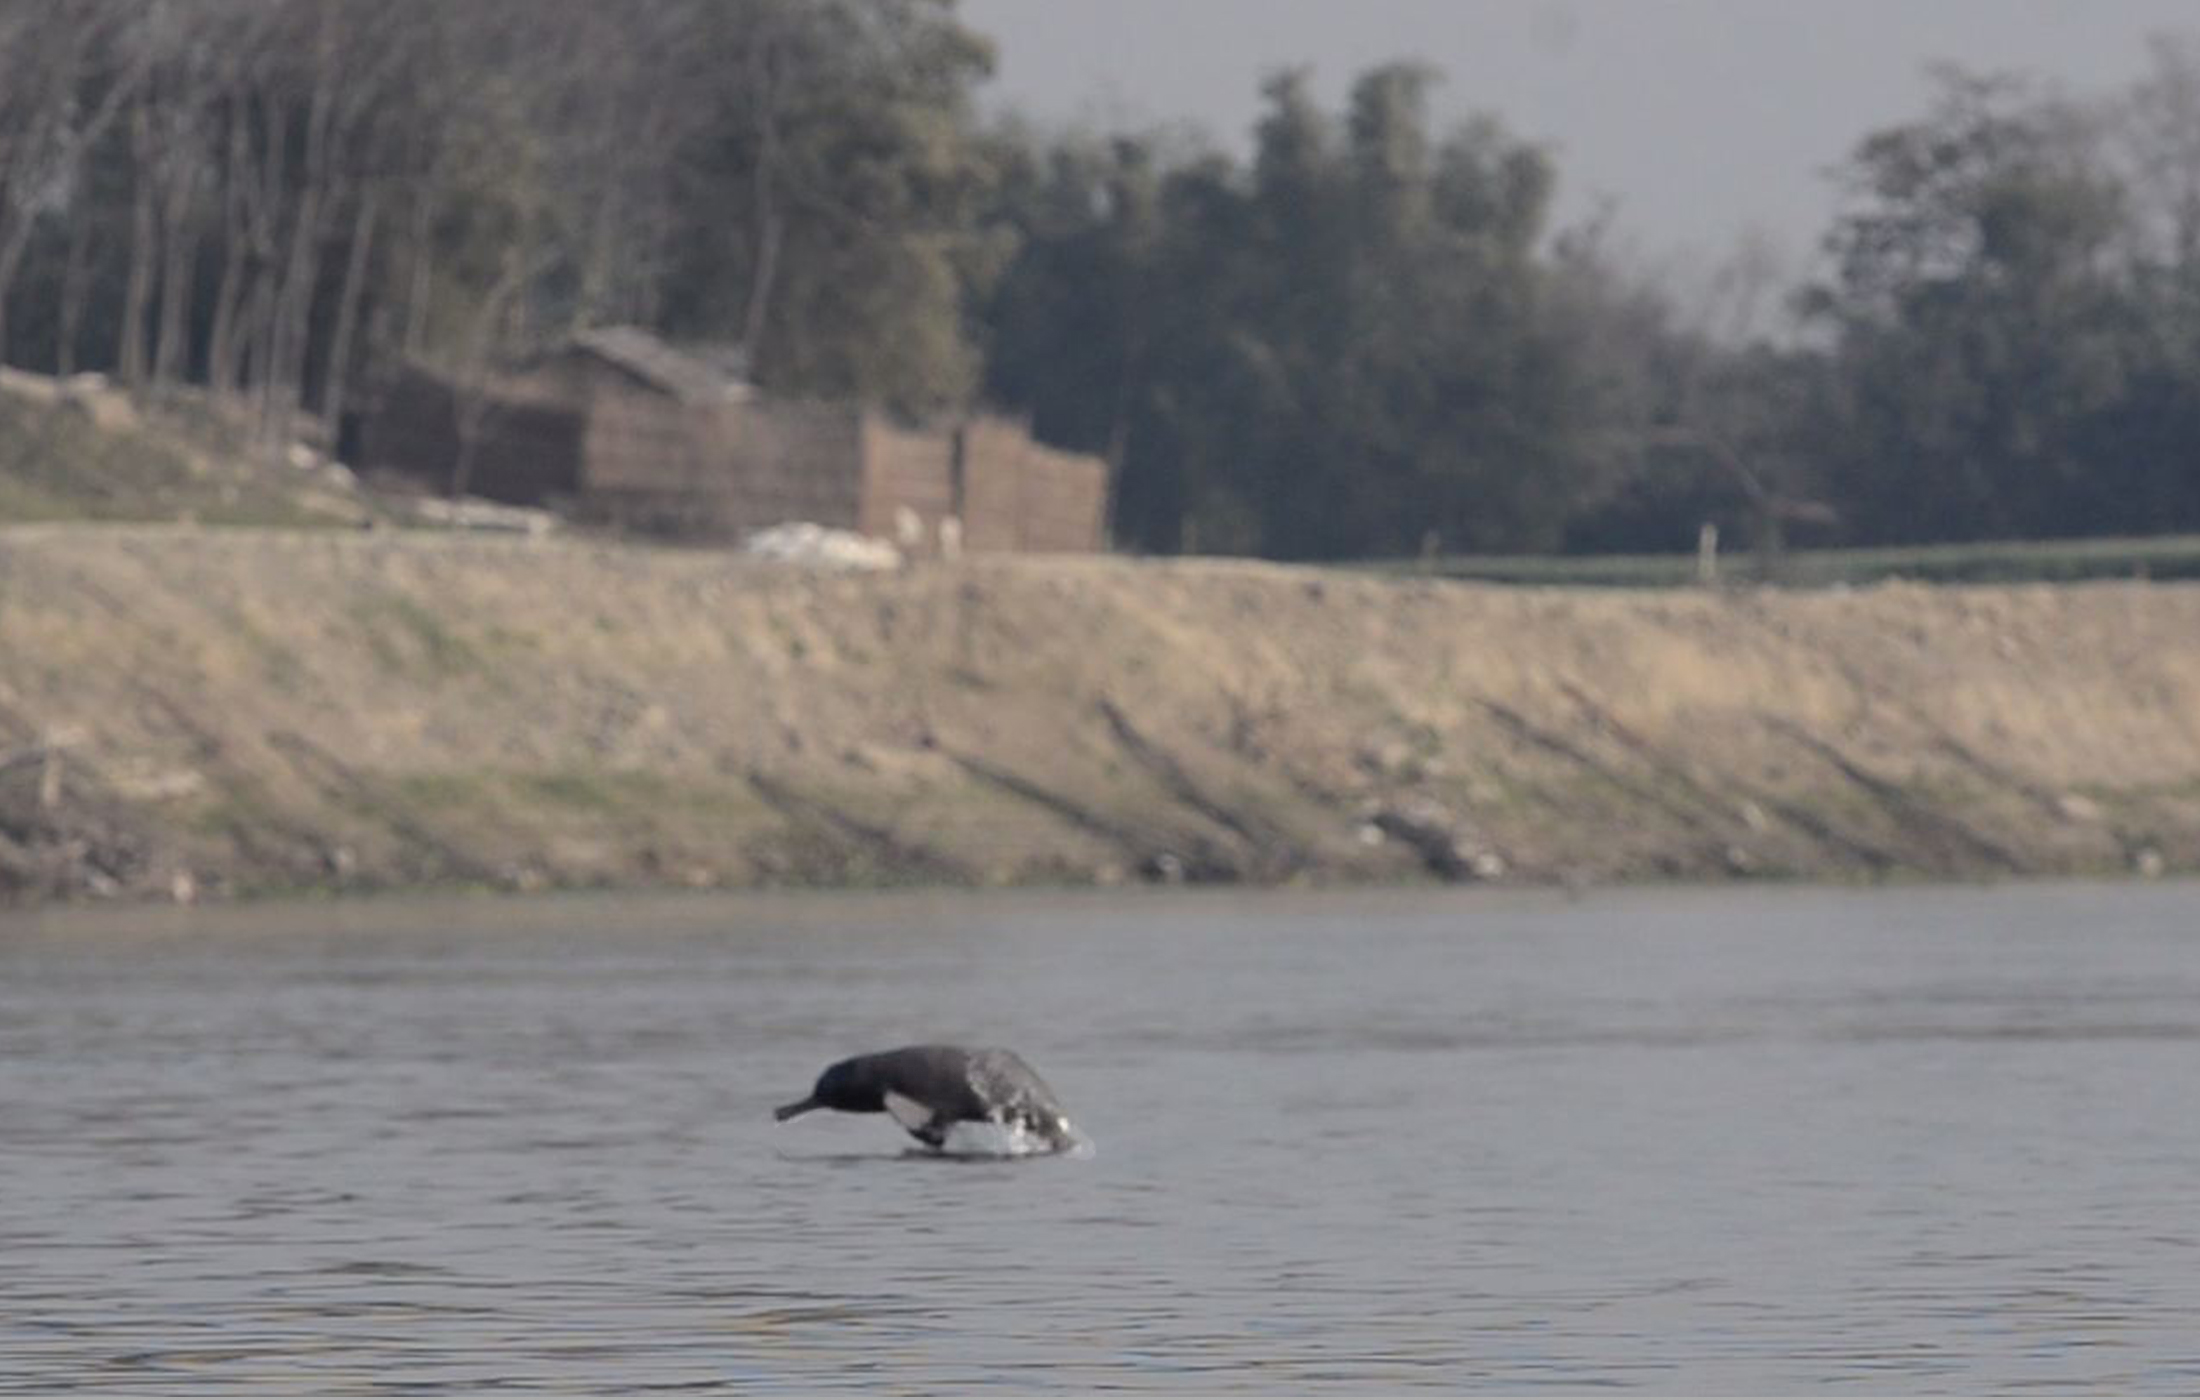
[0,382,371,529]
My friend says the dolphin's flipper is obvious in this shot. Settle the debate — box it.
[884,1090,949,1149]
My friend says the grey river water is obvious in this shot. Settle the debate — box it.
[5,880,2200,1393]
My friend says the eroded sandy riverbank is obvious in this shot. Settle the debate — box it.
[4,524,2197,903]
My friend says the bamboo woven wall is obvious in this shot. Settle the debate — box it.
[361,355,1107,552]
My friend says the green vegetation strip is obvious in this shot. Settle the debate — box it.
[1366,535,2200,589]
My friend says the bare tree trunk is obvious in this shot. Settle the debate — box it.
[241,85,291,431]
[55,213,91,377]
[321,182,379,442]
[263,39,337,449]
[742,212,783,360]
[118,97,158,389]
[151,157,201,391]
[206,89,252,397]
[402,185,436,355]
[245,269,280,424]
[739,34,785,363]
[0,226,34,367]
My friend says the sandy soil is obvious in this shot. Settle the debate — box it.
[4,523,2198,904]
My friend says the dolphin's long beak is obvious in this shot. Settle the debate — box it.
[774,1096,821,1122]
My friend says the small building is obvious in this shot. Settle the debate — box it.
[354,328,1108,554]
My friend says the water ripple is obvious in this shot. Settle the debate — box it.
[6,882,2200,1391]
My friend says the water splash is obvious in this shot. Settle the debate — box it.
[933,1117,1094,1160]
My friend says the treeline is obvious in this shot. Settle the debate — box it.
[4,1,2200,558]
[0,0,998,447]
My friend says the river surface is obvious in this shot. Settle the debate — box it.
[5,881,2200,1393]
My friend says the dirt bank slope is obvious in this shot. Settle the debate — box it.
[4,524,2199,903]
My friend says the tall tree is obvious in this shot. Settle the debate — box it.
[979,63,1601,559]
[663,0,1000,417]
[1806,68,2132,541]
[0,0,144,365]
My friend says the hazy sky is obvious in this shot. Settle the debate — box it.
[960,0,2198,274]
